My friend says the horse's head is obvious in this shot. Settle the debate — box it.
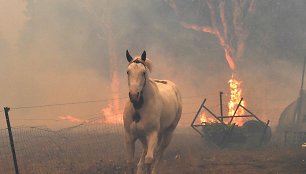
[126,50,152,105]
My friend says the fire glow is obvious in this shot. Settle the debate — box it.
[180,0,255,72]
[228,74,246,126]
[180,0,254,126]
[58,115,85,123]
[199,75,246,126]
[200,112,216,125]
[101,71,123,124]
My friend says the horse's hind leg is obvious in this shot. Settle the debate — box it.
[152,108,181,173]
[151,130,174,174]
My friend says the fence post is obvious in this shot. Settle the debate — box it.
[4,107,19,174]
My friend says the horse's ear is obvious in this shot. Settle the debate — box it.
[126,50,133,62]
[141,51,146,61]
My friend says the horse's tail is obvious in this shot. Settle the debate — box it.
[174,86,182,119]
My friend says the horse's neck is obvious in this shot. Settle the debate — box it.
[142,78,157,101]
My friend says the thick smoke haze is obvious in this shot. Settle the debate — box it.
[0,0,306,129]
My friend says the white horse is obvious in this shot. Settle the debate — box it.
[123,50,182,174]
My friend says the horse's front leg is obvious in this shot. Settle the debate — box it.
[145,131,158,174]
[136,138,147,174]
[125,132,136,174]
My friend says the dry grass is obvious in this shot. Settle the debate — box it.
[1,127,306,174]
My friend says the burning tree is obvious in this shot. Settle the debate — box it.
[169,0,255,124]
[177,0,255,68]
[77,0,122,124]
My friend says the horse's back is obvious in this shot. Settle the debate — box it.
[154,79,181,102]
[153,79,182,131]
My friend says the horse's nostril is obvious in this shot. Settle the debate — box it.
[129,92,134,100]
[129,92,140,102]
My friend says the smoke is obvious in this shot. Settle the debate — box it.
[0,0,27,46]
[0,0,306,129]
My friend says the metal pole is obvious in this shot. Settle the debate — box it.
[202,105,227,126]
[191,99,206,127]
[239,105,262,122]
[191,99,207,137]
[220,92,223,121]
[4,107,19,174]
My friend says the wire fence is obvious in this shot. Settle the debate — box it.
[0,93,282,174]
[0,94,207,174]
[0,120,125,174]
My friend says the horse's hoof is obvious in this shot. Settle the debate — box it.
[151,168,157,174]
[144,165,151,174]
[136,165,144,174]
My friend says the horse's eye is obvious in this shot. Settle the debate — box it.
[127,71,129,75]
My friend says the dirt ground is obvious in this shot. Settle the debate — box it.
[1,127,306,174]
[81,133,306,174]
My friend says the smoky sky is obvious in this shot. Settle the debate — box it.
[1,0,306,129]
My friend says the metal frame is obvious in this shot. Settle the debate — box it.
[191,92,270,141]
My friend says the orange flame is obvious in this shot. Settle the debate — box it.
[58,115,83,123]
[200,113,207,124]
[100,70,123,124]
[199,112,216,125]
[101,103,123,124]
[181,22,217,35]
[110,71,120,115]
[172,0,255,127]
[227,74,246,126]
[224,50,235,70]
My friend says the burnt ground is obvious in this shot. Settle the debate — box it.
[1,127,305,174]
[81,133,306,174]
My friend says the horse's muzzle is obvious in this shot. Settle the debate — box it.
[129,92,140,103]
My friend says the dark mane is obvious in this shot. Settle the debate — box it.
[129,57,152,72]
[130,58,145,66]
[154,80,168,84]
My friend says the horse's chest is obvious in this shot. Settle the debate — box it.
[132,112,141,123]
[130,117,158,136]
[130,121,147,137]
